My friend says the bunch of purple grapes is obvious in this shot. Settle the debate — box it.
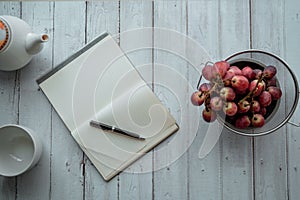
[191,60,282,129]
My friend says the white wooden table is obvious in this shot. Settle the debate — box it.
[1,1,300,200]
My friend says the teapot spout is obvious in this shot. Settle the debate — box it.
[25,33,49,55]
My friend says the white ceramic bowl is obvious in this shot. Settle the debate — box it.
[0,124,42,177]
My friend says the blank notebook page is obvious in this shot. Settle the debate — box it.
[38,33,178,180]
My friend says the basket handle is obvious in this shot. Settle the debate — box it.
[196,61,214,90]
[287,91,300,127]
[287,121,300,127]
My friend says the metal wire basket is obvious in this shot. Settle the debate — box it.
[198,49,299,136]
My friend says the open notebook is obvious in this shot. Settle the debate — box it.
[37,33,179,181]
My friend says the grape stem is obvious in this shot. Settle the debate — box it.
[203,75,223,108]
[238,74,265,104]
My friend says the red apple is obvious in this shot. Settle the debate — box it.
[266,76,277,87]
[195,60,280,129]
[202,107,217,122]
[251,114,265,127]
[223,102,238,116]
[259,91,272,107]
[263,65,277,79]
[202,65,214,81]
[210,96,223,111]
[220,87,236,101]
[228,66,242,75]
[214,61,230,78]
[231,75,249,91]
[223,70,235,86]
[249,79,266,97]
[238,100,250,113]
[191,91,206,106]
[199,83,212,92]
[260,107,267,116]
[235,115,251,129]
[235,88,247,95]
[242,66,256,80]
[267,86,282,100]
[210,65,220,80]
[250,100,261,113]
[253,69,263,79]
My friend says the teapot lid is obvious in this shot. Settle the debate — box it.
[0,19,10,52]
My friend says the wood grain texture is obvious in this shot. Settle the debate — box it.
[187,1,222,199]
[218,1,253,200]
[1,1,300,199]
[284,0,300,199]
[251,0,288,199]
[16,3,53,200]
[119,1,153,200]
[0,3,20,200]
[50,2,86,200]
[153,1,188,199]
[84,1,119,199]
[188,1,253,199]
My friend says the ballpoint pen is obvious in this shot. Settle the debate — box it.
[89,120,145,140]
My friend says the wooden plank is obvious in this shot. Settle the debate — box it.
[0,1,298,200]
[284,0,300,199]
[217,1,253,200]
[251,0,288,199]
[119,1,153,199]
[188,0,253,199]
[0,0,21,143]
[0,3,21,200]
[153,1,189,199]
[84,1,119,199]
[86,0,119,38]
[187,1,222,199]
[50,2,86,199]
[16,2,53,200]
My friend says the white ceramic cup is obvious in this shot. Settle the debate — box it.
[0,124,42,177]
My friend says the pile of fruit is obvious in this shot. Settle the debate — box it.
[191,60,282,129]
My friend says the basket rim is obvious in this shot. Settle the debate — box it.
[222,49,300,136]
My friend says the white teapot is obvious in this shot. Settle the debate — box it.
[0,15,49,71]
